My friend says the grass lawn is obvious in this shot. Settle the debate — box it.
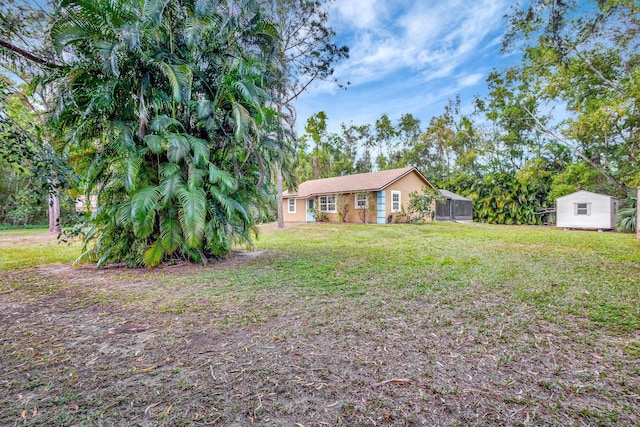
[0,228,80,271]
[0,222,639,426]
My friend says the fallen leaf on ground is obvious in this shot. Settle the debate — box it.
[372,378,411,388]
[145,402,160,414]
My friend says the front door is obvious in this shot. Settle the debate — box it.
[307,198,315,222]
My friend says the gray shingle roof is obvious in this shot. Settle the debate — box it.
[284,167,432,198]
[438,189,471,201]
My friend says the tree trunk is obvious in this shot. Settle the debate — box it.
[48,191,61,233]
[277,165,284,228]
[637,186,639,240]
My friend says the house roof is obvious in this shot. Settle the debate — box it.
[284,166,433,198]
[438,189,471,202]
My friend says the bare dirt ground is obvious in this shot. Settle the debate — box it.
[1,233,639,426]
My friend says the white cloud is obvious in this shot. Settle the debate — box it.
[458,73,485,88]
[326,0,509,89]
[293,0,515,133]
[332,0,383,29]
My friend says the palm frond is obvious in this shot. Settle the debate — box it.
[177,185,207,248]
[143,239,165,267]
[151,60,193,103]
[116,199,133,227]
[143,0,170,28]
[150,114,182,132]
[144,134,166,153]
[186,134,210,168]
[130,185,161,238]
[93,40,121,77]
[231,101,254,142]
[616,207,637,233]
[160,216,183,253]
[188,162,206,189]
[208,164,238,191]
[204,209,231,256]
[166,132,191,163]
[159,163,184,205]
[122,155,143,191]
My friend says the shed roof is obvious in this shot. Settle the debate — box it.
[284,167,432,198]
[438,189,471,201]
[556,190,617,201]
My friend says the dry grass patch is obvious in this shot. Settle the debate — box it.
[1,223,638,426]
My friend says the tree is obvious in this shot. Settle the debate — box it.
[0,76,72,231]
[373,113,399,169]
[262,0,348,228]
[49,0,294,267]
[0,0,57,72]
[303,111,334,179]
[406,187,444,223]
[498,0,640,195]
[404,97,483,187]
[1,0,68,232]
[298,113,377,179]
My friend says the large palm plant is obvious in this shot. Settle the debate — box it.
[616,193,637,233]
[49,0,292,266]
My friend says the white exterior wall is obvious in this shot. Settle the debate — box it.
[556,191,617,229]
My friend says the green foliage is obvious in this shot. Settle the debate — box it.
[498,0,640,194]
[0,158,48,225]
[297,111,365,181]
[406,187,445,223]
[5,186,45,226]
[312,207,329,223]
[0,77,74,228]
[469,171,551,225]
[48,0,294,267]
[616,193,637,233]
[548,162,611,201]
[616,207,637,233]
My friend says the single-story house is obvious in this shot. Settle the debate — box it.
[436,189,473,222]
[556,190,618,230]
[282,167,435,224]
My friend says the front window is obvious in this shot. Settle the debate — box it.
[391,191,401,213]
[355,193,368,209]
[288,198,296,214]
[319,195,337,213]
[576,202,589,215]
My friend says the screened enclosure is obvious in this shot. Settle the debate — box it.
[436,190,473,222]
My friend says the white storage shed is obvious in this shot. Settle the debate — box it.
[556,190,618,230]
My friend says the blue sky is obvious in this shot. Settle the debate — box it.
[292,0,521,134]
